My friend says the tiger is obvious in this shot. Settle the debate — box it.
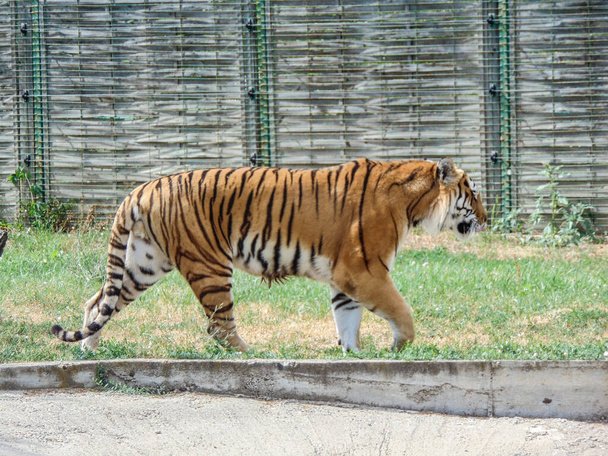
[0,230,7,258]
[52,158,487,353]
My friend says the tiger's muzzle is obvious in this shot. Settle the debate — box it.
[457,218,485,237]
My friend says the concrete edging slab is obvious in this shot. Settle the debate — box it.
[1,359,606,421]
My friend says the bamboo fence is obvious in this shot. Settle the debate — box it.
[0,0,606,230]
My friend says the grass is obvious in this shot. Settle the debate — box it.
[94,365,168,395]
[0,229,606,363]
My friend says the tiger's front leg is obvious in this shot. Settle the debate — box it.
[330,287,363,352]
[185,268,249,352]
[334,270,415,351]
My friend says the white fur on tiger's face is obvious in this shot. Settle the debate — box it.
[51,158,487,353]
[420,159,487,240]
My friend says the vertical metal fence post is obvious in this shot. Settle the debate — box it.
[482,0,513,222]
[30,0,48,198]
[241,0,274,167]
[13,0,33,205]
[13,0,47,204]
[482,0,502,218]
[241,1,260,165]
[498,0,513,216]
[255,0,273,166]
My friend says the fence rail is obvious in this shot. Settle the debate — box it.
[1,0,606,230]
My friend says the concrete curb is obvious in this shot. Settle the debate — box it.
[1,359,606,421]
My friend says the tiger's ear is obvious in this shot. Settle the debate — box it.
[436,158,459,186]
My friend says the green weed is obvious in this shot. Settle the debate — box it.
[94,365,168,395]
[491,163,597,246]
[7,167,74,231]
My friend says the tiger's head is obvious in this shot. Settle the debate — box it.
[420,159,487,239]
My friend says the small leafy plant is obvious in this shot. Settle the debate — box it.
[490,206,523,235]
[7,166,73,231]
[489,163,596,246]
[529,164,596,247]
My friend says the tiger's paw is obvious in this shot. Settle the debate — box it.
[229,337,250,353]
[208,325,250,352]
[80,335,100,352]
[214,338,249,353]
[390,338,413,352]
[338,338,360,354]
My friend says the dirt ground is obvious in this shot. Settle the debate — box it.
[0,390,606,456]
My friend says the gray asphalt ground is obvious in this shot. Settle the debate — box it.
[0,390,606,456]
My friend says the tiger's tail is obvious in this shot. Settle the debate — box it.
[51,197,136,343]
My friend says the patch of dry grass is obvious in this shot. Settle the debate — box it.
[402,231,607,260]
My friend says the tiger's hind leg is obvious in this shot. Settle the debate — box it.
[184,266,248,352]
[80,290,103,351]
[81,221,173,351]
[330,287,363,352]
